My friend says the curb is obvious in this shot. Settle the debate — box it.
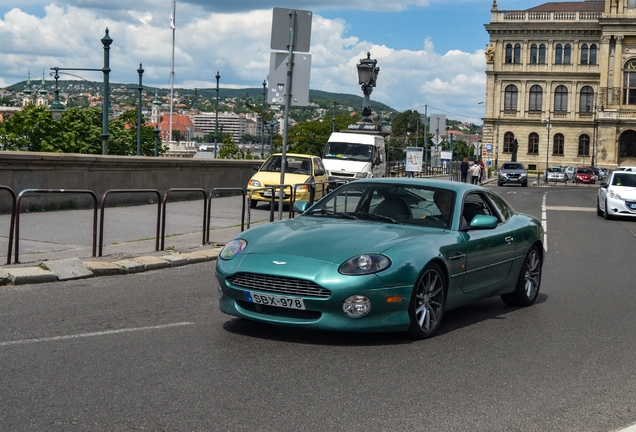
[0,247,222,287]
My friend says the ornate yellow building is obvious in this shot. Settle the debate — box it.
[483,0,636,171]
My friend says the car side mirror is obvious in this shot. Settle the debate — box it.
[315,169,325,176]
[293,200,309,214]
[469,214,498,230]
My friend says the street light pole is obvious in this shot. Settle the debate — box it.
[542,116,551,184]
[136,63,144,156]
[101,28,112,155]
[261,79,266,159]
[495,115,500,172]
[332,101,336,133]
[214,71,220,158]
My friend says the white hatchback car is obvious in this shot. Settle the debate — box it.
[597,170,636,220]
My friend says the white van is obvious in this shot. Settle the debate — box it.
[322,132,386,181]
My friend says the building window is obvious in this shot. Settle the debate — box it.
[539,44,546,64]
[554,85,568,112]
[504,132,515,153]
[528,132,539,154]
[590,44,597,64]
[529,85,543,112]
[564,44,571,64]
[553,133,564,155]
[623,59,636,105]
[505,43,521,64]
[555,44,563,64]
[619,130,636,157]
[530,44,538,64]
[504,85,518,111]
[578,134,590,156]
[581,44,598,65]
[581,44,588,65]
[629,0,636,7]
[579,86,594,112]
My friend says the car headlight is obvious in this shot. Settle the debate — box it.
[339,254,391,275]
[520,172,527,177]
[248,179,262,187]
[342,295,371,318]
[609,191,623,200]
[295,184,309,192]
[219,239,247,260]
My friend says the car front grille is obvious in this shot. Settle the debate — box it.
[227,273,331,298]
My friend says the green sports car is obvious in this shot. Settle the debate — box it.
[215,178,544,339]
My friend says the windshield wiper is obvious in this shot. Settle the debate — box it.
[305,209,356,219]
[352,211,399,224]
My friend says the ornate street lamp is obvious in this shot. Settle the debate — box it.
[153,126,160,157]
[48,69,65,122]
[356,52,380,124]
[50,28,112,154]
[136,63,144,156]
[542,117,551,184]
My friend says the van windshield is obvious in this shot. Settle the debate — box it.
[324,142,373,162]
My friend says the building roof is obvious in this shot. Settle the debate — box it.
[527,1,604,12]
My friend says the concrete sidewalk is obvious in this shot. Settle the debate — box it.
[0,196,271,286]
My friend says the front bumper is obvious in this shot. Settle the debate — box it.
[606,195,636,217]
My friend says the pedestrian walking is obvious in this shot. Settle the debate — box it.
[460,157,469,182]
[478,158,485,184]
[470,162,481,185]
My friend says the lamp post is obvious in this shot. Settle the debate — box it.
[332,101,336,133]
[261,79,266,159]
[136,63,144,156]
[542,116,551,184]
[356,52,380,125]
[48,69,65,122]
[214,71,220,158]
[495,115,500,172]
[153,126,160,157]
[49,28,111,154]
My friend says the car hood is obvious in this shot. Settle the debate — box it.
[250,170,311,185]
[237,216,445,265]
[500,169,526,174]
[323,158,371,172]
[609,186,636,199]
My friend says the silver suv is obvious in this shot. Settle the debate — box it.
[498,162,528,187]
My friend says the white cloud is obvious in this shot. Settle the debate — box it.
[0,3,487,122]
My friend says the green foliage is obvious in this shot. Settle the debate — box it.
[219,135,255,160]
[0,104,166,156]
[286,114,358,156]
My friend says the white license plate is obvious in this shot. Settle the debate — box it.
[263,190,284,198]
[245,291,305,310]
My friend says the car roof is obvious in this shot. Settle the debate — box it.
[269,153,316,158]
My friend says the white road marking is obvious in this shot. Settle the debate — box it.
[0,322,195,347]
[542,193,548,252]
[545,206,595,211]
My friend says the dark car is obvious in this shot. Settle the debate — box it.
[498,162,528,187]
[574,166,596,184]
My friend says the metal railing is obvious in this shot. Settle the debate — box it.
[161,188,207,251]
[0,186,16,264]
[99,189,161,257]
[209,188,246,239]
[14,189,98,264]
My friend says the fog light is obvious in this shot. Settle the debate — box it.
[342,295,371,318]
[385,295,402,303]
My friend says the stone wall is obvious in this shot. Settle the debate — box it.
[0,151,258,212]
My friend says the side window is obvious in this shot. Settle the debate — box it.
[314,158,326,175]
[462,193,496,225]
[486,192,513,221]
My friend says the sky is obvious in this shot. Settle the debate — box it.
[0,0,553,123]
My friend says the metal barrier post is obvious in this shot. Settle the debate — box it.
[99,189,161,257]
[0,186,17,265]
[208,188,246,240]
[14,189,98,264]
[162,188,207,250]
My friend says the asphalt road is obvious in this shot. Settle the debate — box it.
[1,184,636,431]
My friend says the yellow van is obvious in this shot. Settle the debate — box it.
[247,153,329,208]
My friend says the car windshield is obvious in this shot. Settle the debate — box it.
[548,167,563,173]
[304,182,455,229]
[323,142,373,162]
[502,163,524,170]
[578,168,593,174]
[612,173,636,187]
[261,156,312,174]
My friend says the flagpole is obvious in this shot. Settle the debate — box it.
[169,0,176,143]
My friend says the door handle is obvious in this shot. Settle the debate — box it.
[505,236,514,244]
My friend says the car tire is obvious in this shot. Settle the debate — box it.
[498,181,503,187]
[407,262,446,339]
[604,199,613,220]
[501,245,542,307]
[250,199,258,209]
[522,182,528,187]
[596,198,603,217]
